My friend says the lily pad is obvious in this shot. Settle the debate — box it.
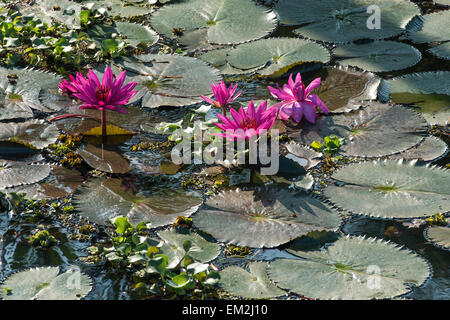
[268,236,431,299]
[407,11,450,43]
[73,178,202,226]
[194,188,341,248]
[283,143,322,170]
[378,71,450,126]
[334,41,421,72]
[157,229,220,263]
[88,22,158,47]
[226,38,330,77]
[428,42,450,60]
[220,262,285,299]
[424,226,450,250]
[323,159,450,219]
[0,266,92,300]
[199,48,263,76]
[150,0,277,44]
[0,160,51,189]
[77,144,131,174]
[274,0,420,43]
[110,54,222,108]
[287,102,428,158]
[387,136,448,162]
[0,120,59,150]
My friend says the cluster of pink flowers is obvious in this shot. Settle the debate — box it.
[201,73,329,141]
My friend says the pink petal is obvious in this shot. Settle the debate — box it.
[304,77,321,97]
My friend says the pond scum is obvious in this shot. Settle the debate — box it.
[0,0,449,301]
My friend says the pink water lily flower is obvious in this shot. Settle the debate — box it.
[201,80,242,115]
[214,100,278,141]
[268,73,329,123]
[58,72,83,94]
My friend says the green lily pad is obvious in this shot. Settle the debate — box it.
[0,120,59,150]
[407,11,450,43]
[288,102,428,158]
[387,136,448,162]
[220,262,285,299]
[424,226,450,250]
[323,159,450,219]
[268,236,431,299]
[274,0,420,43]
[334,41,421,72]
[0,266,92,300]
[378,71,450,126]
[428,42,450,60]
[73,178,202,226]
[199,48,263,76]
[157,229,220,263]
[0,160,51,189]
[150,0,277,44]
[194,188,341,248]
[110,54,221,108]
[88,22,158,47]
[226,38,330,77]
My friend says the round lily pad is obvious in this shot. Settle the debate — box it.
[0,120,59,150]
[199,48,263,76]
[157,229,220,263]
[378,71,450,126]
[110,54,222,108]
[288,102,428,158]
[150,0,277,44]
[194,188,342,248]
[220,262,285,299]
[283,143,322,170]
[428,42,450,60]
[0,266,92,300]
[268,236,431,299]
[386,136,448,162]
[407,11,450,43]
[77,144,131,174]
[334,41,421,72]
[323,159,450,219]
[226,38,330,77]
[274,0,420,43]
[88,22,158,47]
[424,226,450,251]
[0,160,51,189]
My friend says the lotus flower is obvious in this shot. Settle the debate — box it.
[214,100,278,140]
[201,80,242,115]
[54,67,137,138]
[268,73,329,123]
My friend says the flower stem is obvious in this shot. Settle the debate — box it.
[221,106,227,116]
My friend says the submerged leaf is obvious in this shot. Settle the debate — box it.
[323,159,450,219]
[77,144,131,174]
[268,236,431,299]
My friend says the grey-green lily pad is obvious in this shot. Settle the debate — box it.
[0,120,59,150]
[407,11,450,43]
[283,143,322,170]
[157,229,220,263]
[288,102,428,158]
[226,38,330,77]
[73,178,202,226]
[299,66,380,113]
[199,48,263,76]
[77,144,131,174]
[84,0,151,18]
[334,41,421,72]
[387,136,448,162]
[0,160,51,189]
[0,266,92,300]
[378,71,450,126]
[268,235,431,299]
[150,0,277,44]
[428,42,450,60]
[220,262,285,299]
[274,0,420,43]
[194,188,341,248]
[88,22,158,47]
[323,159,450,219]
[424,226,450,250]
[39,0,83,28]
[110,54,221,108]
